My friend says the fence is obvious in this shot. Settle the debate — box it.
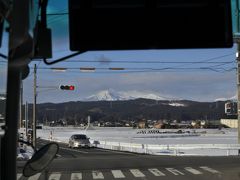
[95,141,240,156]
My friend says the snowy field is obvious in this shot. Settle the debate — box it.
[35,127,239,156]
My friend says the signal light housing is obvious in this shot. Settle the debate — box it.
[60,85,75,90]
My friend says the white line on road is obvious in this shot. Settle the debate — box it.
[111,170,125,178]
[60,146,89,154]
[96,148,137,155]
[166,168,184,175]
[200,166,220,174]
[148,168,166,176]
[92,170,104,179]
[48,173,61,180]
[28,173,41,180]
[130,169,145,177]
[17,174,22,180]
[71,173,82,180]
[184,167,202,175]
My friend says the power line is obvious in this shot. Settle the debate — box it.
[32,53,235,64]
[34,67,234,70]
[46,9,68,24]
[48,16,67,25]
[35,60,235,64]
[207,61,235,68]
[194,53,235,63]
[30,66,236,73]
[156,53,235,71]
[0,61,7,64]
[35,69,236,74]
[46,12,68,16]
[28,61,42,77]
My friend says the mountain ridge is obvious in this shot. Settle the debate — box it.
[32,98,231,125]
[85,89,173,101]
[0,93,235,125]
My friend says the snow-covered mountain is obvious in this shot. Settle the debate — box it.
[215,94,237,102]
[84,89,169,101]
[85,89,129,101]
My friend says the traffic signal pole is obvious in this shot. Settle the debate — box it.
[1,0,35,179]
[1,67,21,180]
[19,82,23,128]
[236,0,240,148]
[237,42,240,147]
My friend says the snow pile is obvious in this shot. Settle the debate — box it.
[37,127,238,156]
[168,102,185,107]
[37,127,237,145]
[215,94,237,102]
[17,146,33,161]
[0,96,6,100]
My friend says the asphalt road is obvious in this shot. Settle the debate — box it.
[17,139,240,180]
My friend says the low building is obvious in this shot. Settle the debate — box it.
[220,119,238,128]
[153,120,165,129]
[191,120,200,128]
[138,120,146,129]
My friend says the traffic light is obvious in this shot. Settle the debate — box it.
[60,85,75,90]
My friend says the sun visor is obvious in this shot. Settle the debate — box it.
[69,0,233,51]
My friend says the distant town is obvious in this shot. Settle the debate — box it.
[0,95,238,130]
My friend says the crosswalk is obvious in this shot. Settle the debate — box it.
[111,170,125,178]
[17,166,221,180]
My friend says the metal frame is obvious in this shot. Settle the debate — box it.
[0,0,37,179]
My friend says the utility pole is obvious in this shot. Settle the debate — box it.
[32,64,37,150]
[237,44,240,146]
[236,0,240,147]
[25,101,28,141]
[19,82,23,128]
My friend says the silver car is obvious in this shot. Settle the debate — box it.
[68,134,91,148]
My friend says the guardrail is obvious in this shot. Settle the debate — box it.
[95,141,240,156]
[41,133,240,156]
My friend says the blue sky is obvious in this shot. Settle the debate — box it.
[0,0,238,103]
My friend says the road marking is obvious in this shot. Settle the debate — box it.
[148,168,165,176]
[48,173,61,180]
[111,170,125,178]
[184,167,202,175]
[60,146,89,154]
[71,173,82,180]
[17,174,22,180]
[130,169,145,177]
[92,170,104,179]
[200,166,220,174]
[28,173,41,180]
[96,148,137,155]
[166,168,184,175]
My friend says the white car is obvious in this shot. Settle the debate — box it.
[68,134,91,148]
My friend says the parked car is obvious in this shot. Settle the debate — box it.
[68,134,91,148]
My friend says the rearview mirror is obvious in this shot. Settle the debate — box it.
[23,143,59,177]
